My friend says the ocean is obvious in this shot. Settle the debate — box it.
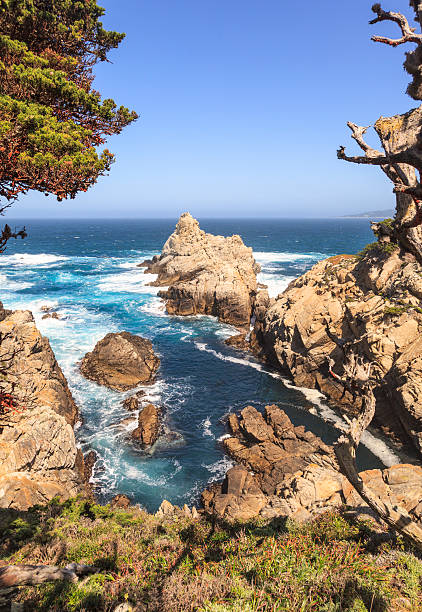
[0,217,400,511]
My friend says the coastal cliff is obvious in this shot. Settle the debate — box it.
[0,305,85,509]
[251,247,422,455]
[141,212,260,327]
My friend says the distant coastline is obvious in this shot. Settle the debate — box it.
[341,208,394,219]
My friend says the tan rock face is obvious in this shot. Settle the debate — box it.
[0,305,85,509]
[141,213,260,327]
[131,403,161,448]
[202,405,422,524]
[0,406,84,510]
[80,332,160,391]
[0,307,78,425]
[202,405,340,521]
[251,251,422,454]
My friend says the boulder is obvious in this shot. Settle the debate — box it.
[131,404,160,448]
[202,405,339,521]
[80,332,159,391]
[141,213,260,327]
[110,494,131,509]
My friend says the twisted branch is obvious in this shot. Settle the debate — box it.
[370,3,422,46]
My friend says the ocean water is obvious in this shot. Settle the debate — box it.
[0,218,401,511]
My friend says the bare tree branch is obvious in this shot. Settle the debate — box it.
[323,321,422,550]
[370,3,422,46]
[335,388,422,551]
[337,146,392,165]
[347,122,382,157]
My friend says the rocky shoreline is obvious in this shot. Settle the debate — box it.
[2,214,422,527]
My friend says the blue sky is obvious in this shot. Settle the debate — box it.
[6,0,417,218]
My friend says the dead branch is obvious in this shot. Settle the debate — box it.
[335,388,422,550]
[324,320,422,550]
[370,3,422,47]
[0,563,98,588]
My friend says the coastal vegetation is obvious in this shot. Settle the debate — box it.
[1,498,422,611]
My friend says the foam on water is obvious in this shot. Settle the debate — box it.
[254,251,324,264]
[97,270,159,294]
[0,273,33,292]
[0,253,68,266]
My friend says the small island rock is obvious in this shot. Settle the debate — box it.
[80,332,159,391]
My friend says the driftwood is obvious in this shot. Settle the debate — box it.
[0,563,98,588]
[325,323,422,550]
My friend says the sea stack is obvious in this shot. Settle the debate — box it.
[141,212,260,327]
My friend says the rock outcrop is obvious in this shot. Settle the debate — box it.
[0,406,85,510]
[0,305,85,509]
[141,212,260,327]
[80,332,159,391]
[131,403,161,448]
[202,404,422,523]
[251,250,422,455]
[0,306,78,425]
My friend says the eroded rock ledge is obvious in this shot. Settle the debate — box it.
[201,405,422,523]
[0,305,85,510]
[250,250,422,456]
[141,212,260,327]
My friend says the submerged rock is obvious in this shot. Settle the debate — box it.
[131,403,161,448]
[141,212,260,327]
[122,391,145,411]
[251,251,422,455]
[80,332,159,391]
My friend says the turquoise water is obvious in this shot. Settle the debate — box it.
[0,218,400,511]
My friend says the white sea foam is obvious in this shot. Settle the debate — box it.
[202,457,235,483]
[257,272,293,298]
[195,341,401,467]
[97,270,159,294]
[0,273,33,291]
[138,297,167,317]
[201,417,213,438]
[0,253,68,266]
[254,251,323,264]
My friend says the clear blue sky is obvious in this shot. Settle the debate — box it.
[6,0,417,219]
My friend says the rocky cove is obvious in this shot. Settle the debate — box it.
[1,215,422,528]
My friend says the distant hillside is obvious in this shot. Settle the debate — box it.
[342,208,394,219]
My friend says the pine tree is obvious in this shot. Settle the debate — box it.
[0,0,137,223]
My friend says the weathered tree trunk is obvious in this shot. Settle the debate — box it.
[334,388,422,551]
[0,563,98,588]
[338,3,422,262]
